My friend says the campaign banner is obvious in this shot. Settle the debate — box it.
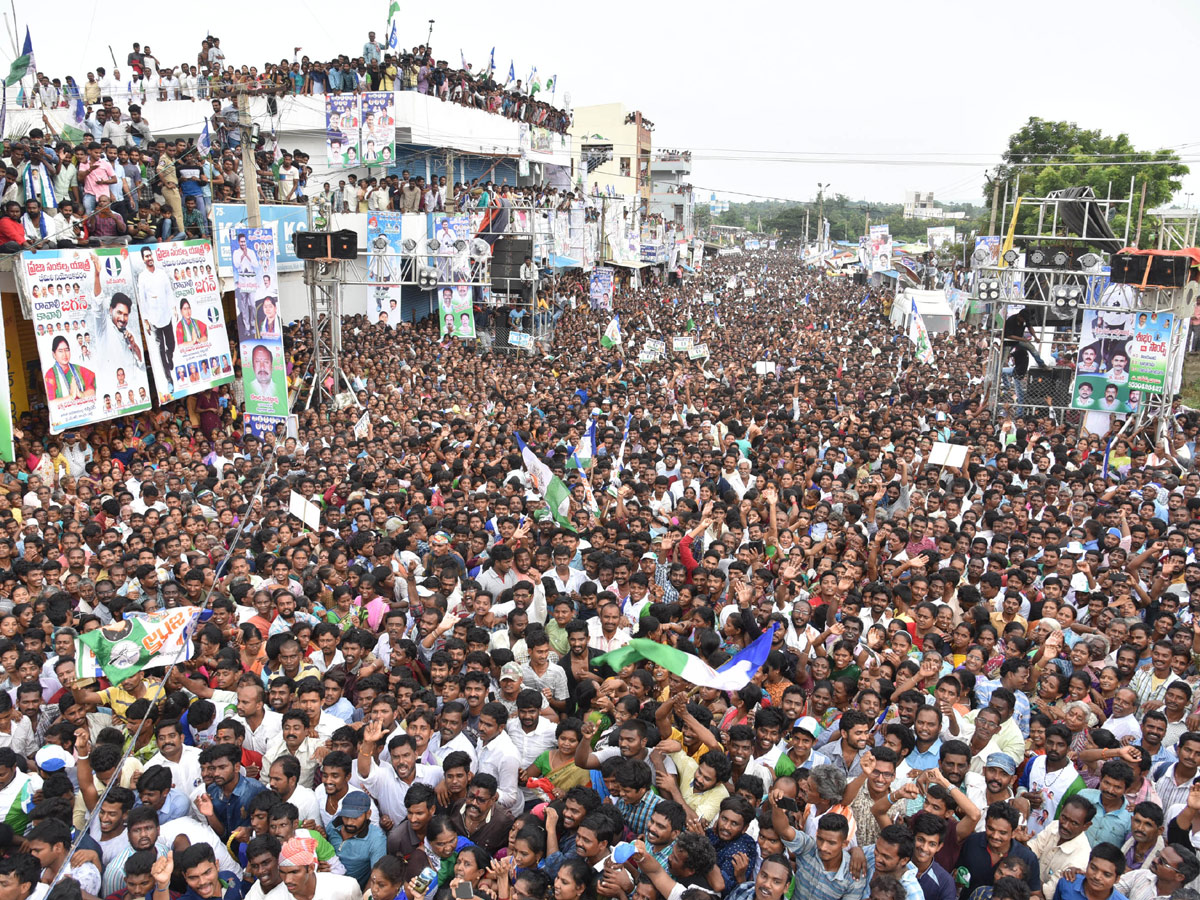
[1072,305,1173,412]
[133,242,233,405]
[768,240,777,250]
[435,214,474,339]
[366,212,425,326]
[244,413,287,440]
[645,338,666,355]
[868,225,892,273]
[689,343,710,359]
[672,335,694,352]
[973,235,1001,269]
[745,239,761,251]
[234,228,289,434]
[509,331,533,349]
[589,267,614,311]
[212,205,307,274]
[359,92,395,167]
[326,94,360,169]
[21,248,153,432]
[927,226,955,250]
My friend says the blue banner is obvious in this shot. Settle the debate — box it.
[212,204,308,275]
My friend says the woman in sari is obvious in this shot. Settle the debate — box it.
[239,623,267,676]
[525,718,589,799]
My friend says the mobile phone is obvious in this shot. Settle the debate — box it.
[454,884,474,900]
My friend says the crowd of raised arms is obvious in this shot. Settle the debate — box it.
[0,238,1196,900]
[17,33,571,133]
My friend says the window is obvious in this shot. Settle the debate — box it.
[619,157,630,177]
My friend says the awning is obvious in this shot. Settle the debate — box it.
[544,254,581,269]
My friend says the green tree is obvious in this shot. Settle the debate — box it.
[989,117,1187,247]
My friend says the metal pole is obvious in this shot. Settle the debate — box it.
[1134,181,1148,248]
[238,90,261,227]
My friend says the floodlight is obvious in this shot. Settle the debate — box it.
[401,238,418,252]
[980,279,1001,301]
[1053,250,1070,267]
[453,239,468,252]
[1078,253,1100,268]
[1029,248,1047,266]
[426,239,441,252]
[418,267,438,289]
[1003,250,1019,265]
[972,248,990,264]
[470,238,491,258]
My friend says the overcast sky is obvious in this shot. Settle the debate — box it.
[11,0,1200,206]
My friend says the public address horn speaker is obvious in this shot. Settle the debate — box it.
[294,230,358,261]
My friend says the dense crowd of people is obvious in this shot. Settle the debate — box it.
[17,34,571,134]
[0,228,1197,900]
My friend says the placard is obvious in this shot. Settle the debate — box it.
[927,442,969,468]
[688,343,709,359]
[289,490,322,531]
[509,331,533,349]
[234,228,289,437]
[672,336,694,352]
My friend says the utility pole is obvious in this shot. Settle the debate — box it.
[817,183,828,253]
[445,149,455,193]
[864,207,870,237]
[238,89,261,227]
[803,209,809,246]
[987,176,1000,238]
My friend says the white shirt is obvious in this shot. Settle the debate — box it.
[308,874,361,900]
[587,617,631,652]
[284,783,323,825]
[145,745,202,794]
[476,730,522,816]
[507,717,558,805]
[424,730,476,769]
[160,817,243,876]
[234,709,283,755]
[351,758,442,824]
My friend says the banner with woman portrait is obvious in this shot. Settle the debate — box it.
[133,241,234,405]
[20,248,153,432]
[326,95,360,169]
[359,92,395,167]
[232,228,289,437]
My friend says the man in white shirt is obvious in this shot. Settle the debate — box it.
[475,703,522,817]
[506,691,557,810]
[136,246,177,392]
[423,701,477,768]
[235,682,283,755]
[144,719,202,794]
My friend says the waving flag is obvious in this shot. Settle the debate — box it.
[567,420,596,469]
[507,61,515,85]
[487,47,495,77]
[908,295,934,365]
[4,28,33,87]
[386,1,401,51]
[601,315,621,348]
[197,120,212,157]
[76,608,210,685]
[597,625,779,690]
[529,67,540,94]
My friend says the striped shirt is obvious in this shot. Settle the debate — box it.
[780,829,869,900]
[611,789,662,839]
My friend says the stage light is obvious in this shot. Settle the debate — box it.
[1053,250,1070,267]
[470,238,491,258]
[972,248,990,265]
[417,267,438,289]
[426,239,441,252]
[1052,286,1082,310]
[1003,250,1019,265]
[1078,253,1100,268]
[980,279,1001,301]
[453,239,468,252]
[1029,248,1047,266]
[402,239,417,252]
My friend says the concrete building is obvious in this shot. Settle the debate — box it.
[569,103,651,204]
[648,150,693,235]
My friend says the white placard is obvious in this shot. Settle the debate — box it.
[927,442,969,467]
[353,410,370,439]
[754,361,777,375]
[288,491,322,531]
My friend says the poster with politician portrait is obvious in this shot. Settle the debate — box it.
[20,248,153,432]
[133,240,233,405]
[232,228,288,437]
[326,95,360,170]
[359,92,395,167]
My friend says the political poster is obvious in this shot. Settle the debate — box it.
[927,226,955,250]
[437,284,476,339]
[589,267,614,311]
[868,225,892,273]
[359,92,395,167]
[21,248,152,433]
[366,212,425,326]
[973,235,1001,269]
[326,94,360,169]
[1071,302,1173,413]
[212,205,308,274]
[0,301,12,461]
[133,241,234,405]
[768,240,777,250]
[745,239,761,251]
[672,335,694,352]
[645,338,666,355]
[509,331,533,349]
[688,343,710,359]
[233,228,288,437]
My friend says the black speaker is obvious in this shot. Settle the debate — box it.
[293,230,358,260]
[1110,253,1148,285]
[1148,254,1189,288]
[491,236,533,293]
